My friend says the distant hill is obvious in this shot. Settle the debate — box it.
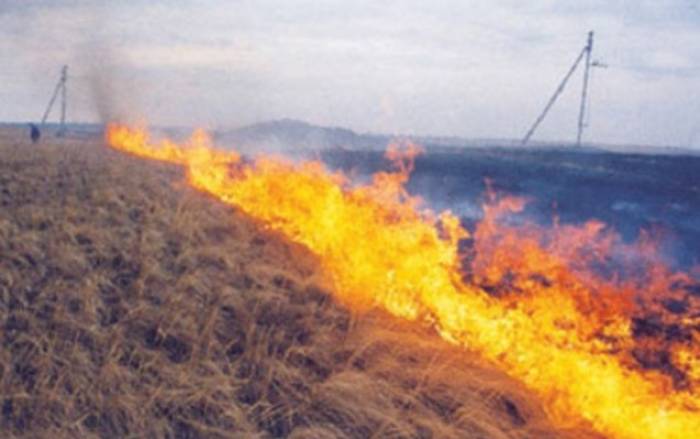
[213,119,521,153]
[214,118,389,153]
[214,119,700,157]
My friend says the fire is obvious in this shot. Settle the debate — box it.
[106,123,700,439]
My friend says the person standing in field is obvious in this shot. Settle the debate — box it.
[29,123,40,143]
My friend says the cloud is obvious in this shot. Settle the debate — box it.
[1,0,699,147]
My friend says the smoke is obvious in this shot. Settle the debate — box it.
[85,44,126,124]
[83,40,149,126]
[78,5,144,125]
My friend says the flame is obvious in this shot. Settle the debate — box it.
[106,123,700,439]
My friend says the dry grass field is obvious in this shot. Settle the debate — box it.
[0,131,601,438]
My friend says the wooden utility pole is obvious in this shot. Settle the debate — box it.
[41,65,68,136]
[522,32,603,147]
[576,31,594,147]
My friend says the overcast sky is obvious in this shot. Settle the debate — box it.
[1,0,700,147]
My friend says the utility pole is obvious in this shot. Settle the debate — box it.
[59,65,67,136]
[522,31,603,147]
[41,65,68,136]
[521,45,588,146]
[576,31,594,147]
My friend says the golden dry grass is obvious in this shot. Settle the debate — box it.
[0,131,602,438]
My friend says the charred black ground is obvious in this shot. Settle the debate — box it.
[322,146,700,268]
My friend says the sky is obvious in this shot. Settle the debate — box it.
[1,0,700,147]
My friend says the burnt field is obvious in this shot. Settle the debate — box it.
[322,145,700,269]
[0,132,604,438]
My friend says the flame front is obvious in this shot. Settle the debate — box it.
[106,123,700,439]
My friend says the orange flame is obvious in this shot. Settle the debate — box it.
[106,123,700,439]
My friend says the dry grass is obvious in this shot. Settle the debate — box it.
[0,131,602,438]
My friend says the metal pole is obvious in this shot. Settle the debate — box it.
[576,31,594,147]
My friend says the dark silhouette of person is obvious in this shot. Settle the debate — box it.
[29,123,40,143]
